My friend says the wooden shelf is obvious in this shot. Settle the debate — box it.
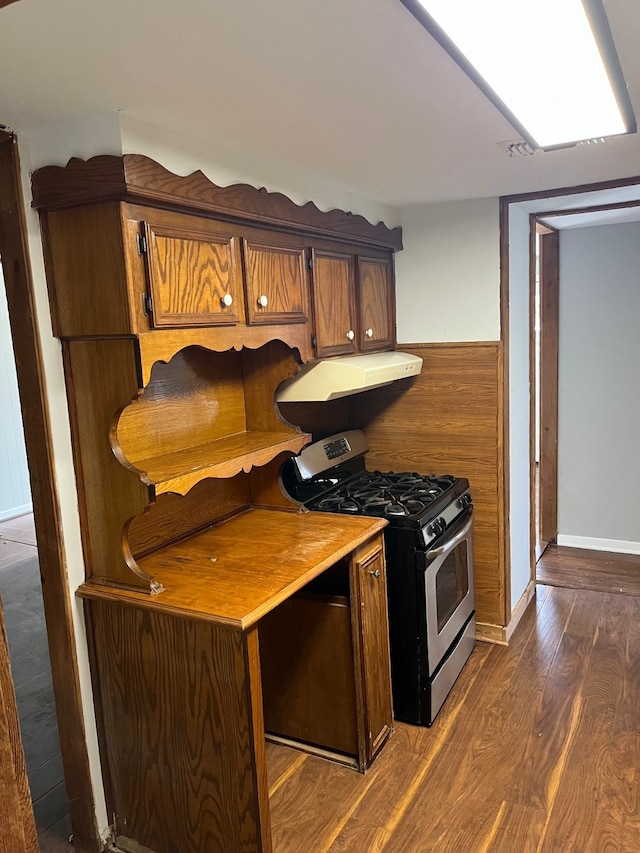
[124,430,311,496]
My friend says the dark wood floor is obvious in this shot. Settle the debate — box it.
[538,543,640,596]
[267,546,640,852]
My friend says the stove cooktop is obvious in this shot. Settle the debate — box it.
[305,469,469,527]
[282,430,470,531]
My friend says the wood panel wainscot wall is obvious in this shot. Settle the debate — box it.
[350,342,506,637]
[278,342,507,637]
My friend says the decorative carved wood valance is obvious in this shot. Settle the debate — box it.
[31,154,403,250]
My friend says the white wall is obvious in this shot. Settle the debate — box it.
[395,198,501,343]
[27,113,399,231]
[508,205,532,612]
[0,264,32,520]
[557,222,640,553]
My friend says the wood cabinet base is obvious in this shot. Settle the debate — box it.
[89,600,271,853]
[85,525,391,853]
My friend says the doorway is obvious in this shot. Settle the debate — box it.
[502,176,640,604]
[0,259,72,846]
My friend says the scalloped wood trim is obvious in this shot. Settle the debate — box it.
[137,324,311,386]
[31,154,403,250]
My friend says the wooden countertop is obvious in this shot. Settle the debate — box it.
[78,508,387,629]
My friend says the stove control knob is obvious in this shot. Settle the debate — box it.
[457,493,472,509]
[430,517,446,536]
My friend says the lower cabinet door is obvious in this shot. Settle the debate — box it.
[351,537,394,767]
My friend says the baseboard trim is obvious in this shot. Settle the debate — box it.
[475,621,507,646]
[556,534,640,556]
[506,580,536,643]
[0,503,32,522]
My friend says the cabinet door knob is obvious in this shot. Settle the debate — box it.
[257,294,269,308]
[365,327,374,338]
[346,330,355,341]
[221,293,233,307]
[369,569,380,578]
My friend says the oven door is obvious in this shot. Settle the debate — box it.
[417,508,475,676]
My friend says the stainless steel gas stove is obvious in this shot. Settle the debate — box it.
[282,430,476,726]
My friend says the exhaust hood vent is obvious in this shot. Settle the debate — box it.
[276,351,423,403]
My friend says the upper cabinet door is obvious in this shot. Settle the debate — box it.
[357,256,395,352]
[243,238,310,325]
[310,249,357,358]
[144,217,244,327]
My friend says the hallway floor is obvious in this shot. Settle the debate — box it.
[0,512,72,852]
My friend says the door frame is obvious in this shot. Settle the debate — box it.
[0,130,100,852]
[534,222,559,557]
[502,173,640,598]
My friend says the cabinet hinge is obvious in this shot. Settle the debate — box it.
[307,255,313,270]
[311,335,317,350]
[137,232,148,256]
[142,292,153,316]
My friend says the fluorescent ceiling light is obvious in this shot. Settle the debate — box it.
[402,0,636,149]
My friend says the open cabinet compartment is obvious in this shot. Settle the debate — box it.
[259,558,360,763]
[113,340,310,495]
[63,336,309,593]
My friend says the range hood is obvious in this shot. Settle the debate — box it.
[276,351,423,403]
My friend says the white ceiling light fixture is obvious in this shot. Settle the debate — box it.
[400,0,636,150]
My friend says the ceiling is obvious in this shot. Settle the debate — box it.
[2,0,640,213]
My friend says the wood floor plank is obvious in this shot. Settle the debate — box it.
[269,749,371,851]
[582,593,635,727]
[506,589,602,818]
[372,592,572,850]
[539,726,636,853]
[323,644,493,852]
[265,742,307,795]
[487,803,547,853]
[616,594,640,735]
[537,545,640,596]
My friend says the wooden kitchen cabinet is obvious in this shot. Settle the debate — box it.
[143,210,245,327]
[352,536,393,760]
[310,247,395,357]
[81,511,388,853]
[31,153,403,853]
[259,534,392,772]
[144,211,313,329]
[309,248,358,357]
[243,235,310,325]
[358,255,395,352]
[43,202,314,356]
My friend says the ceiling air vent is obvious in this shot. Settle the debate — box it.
[498,139,539,157]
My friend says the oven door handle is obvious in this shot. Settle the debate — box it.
[426,513,473,560]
